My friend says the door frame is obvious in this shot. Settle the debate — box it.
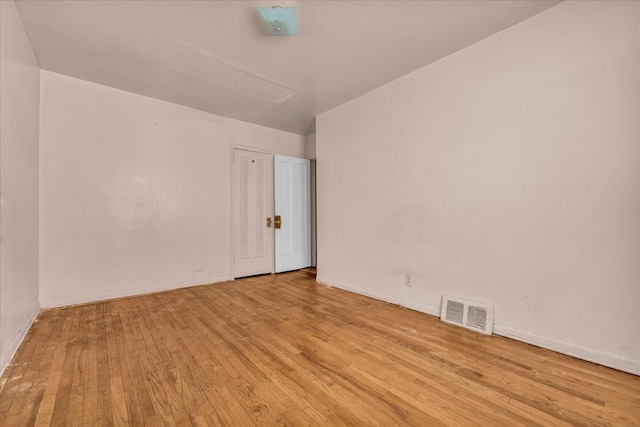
[229,143,275,280]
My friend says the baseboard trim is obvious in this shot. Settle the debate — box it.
[0,304,40,377]
[316,275,639,377]
[40,275,231,309]
[493,325,640,376]
[316,276,440,317]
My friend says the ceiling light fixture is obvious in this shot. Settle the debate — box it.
[255,6,299,36]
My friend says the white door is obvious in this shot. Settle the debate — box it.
[232,149,274,278]
[274,155,311,273]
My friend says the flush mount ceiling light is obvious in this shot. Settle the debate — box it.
[255,6,299,36]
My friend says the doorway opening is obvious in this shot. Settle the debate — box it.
[230,146,312,279]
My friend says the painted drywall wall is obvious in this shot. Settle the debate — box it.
[305,133,317,160]
[0,0,41,372]
[39,71,305,307]
[317,0,640,374]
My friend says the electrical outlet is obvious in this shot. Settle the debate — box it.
[405,274,413,287]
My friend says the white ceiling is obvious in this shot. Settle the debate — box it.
[15,1,560,135]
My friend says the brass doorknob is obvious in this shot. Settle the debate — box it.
[266,217,272,228]
[274,215,281,229]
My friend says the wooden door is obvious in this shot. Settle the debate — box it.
[274,155,311,273]
[233,149,274,278]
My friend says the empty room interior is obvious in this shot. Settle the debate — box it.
[1,0,639,425]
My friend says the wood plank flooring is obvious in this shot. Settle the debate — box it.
[1,270,639,426]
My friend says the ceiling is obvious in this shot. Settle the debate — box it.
[15,1,560,135]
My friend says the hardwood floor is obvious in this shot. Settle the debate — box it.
[1,270,639,426]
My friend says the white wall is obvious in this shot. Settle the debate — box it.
[0,0,41,372]
[317,1,639,374]
[305,133,317,160]
[39,71,304,307]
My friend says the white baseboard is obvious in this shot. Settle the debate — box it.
[494,325,640,376]
[0,304,40,377]
[316,275,640,377]
[317,276,440,317]
[40,275,231,309]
